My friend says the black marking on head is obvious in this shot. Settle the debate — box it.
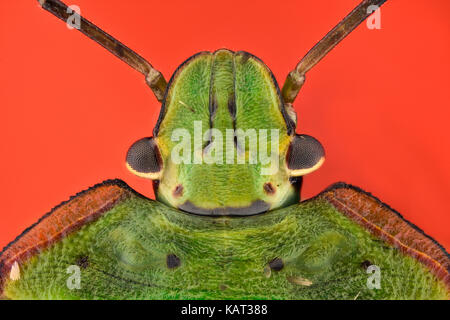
[283,108,296,135]
[152,180,160,193]
[204,56,216,152]
[361,260,372,270]
[233,135,239,149]
[228,92,238,151]
[202,141,212,154]
[179,200,270,216]
[76,255,89,269]
[166,254,181,269]
[287,134,324,171]
[269,257,284,271]
[227,93,236,120]
[230,54,238,146]
[283,103,297,131]
[263,183,276,195]
[289,176,303,201]
[153,50,295,137]
[289,176,303,186]
[209,93,218,123]
[126,137,161,174]
[203,91,217,151]
[173,185,183,197]
[237,51,251,64]
[208,50,218,132]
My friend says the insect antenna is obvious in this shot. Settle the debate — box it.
[282,0,387,104]
[37,0,167,102]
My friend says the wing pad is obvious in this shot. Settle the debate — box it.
[320,183,450,291]
[0,180,131,296]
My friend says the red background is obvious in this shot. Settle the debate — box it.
[1,1,449,250]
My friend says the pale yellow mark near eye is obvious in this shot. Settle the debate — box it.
[287,276,313,286]
[179,100,195,113]
[289,156,325,177]
[125,162,161,180]
[9,261,20,281]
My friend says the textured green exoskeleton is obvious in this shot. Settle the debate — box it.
[1,181,449,300]
[1,0,449,300]
[151,50,305,214]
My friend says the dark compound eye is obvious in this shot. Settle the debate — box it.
[126,137,161,177]
[286,134,325,176]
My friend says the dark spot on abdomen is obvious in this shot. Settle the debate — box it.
[166,253,181,269]
[268,257,284,271]
[361,260,372,270]
[76,255,90,269]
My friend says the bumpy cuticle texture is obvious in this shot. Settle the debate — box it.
[1,180,448,300]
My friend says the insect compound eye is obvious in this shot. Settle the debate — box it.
[286,134,325,176]
[126,137,162,179]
